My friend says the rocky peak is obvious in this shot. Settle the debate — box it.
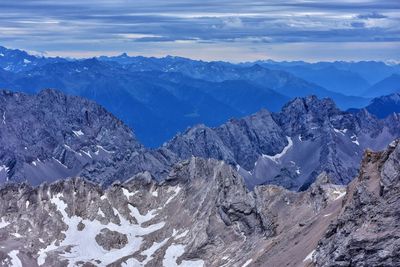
[314,140,400,266]
[0,89,174,185]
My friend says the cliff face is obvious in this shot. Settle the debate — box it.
[314,140,400,266]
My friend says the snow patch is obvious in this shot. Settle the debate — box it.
[72,130,84,137]
[95,145,114,155]
[38,193,165,266]
[12,233,22,238]
[334,190,347,200]
[81,150,92,158]
[0,165,9,173]
[163,243,204,267]
[23,59,31,64]
[0,218,10,228]
[303,249,315,262]
[242,259,253,267]
[165,186,182,206]
[122,188,137,200]
[121,258,141,266]
[128,205,158,225]
[262,137,293,163]
[8,250,22,267]
[97,207,105,217]
[333,128,348,135]
[2,111,5,124]
[52,157,68,168]
[351,134,360,146]
[141,237,169,264]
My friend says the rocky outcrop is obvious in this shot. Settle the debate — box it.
[0,89,175,185]
[314,140,400,266]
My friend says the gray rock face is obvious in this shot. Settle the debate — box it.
[167,95,400,190]
[0,89,175,186]
[0,156,347,267]
[166,109,287,170]
[95,229,128,250]
[314,140,400,266]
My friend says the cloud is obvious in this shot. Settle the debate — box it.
[0,0,398,61]
[357,12,388,19]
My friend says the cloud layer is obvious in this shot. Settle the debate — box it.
[0,0,399,61]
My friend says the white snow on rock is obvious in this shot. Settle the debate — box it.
[0,218,10,229]
[141,237,169,264]
[163,243,204,267]
[332,190,347,200]
[165,186,182,206]
[72,130,84,137]
[121,257,141,266]
[303,249,316,262]
[38,193,165,267]
[95,145,114,155]
[52,157,68,168]
[122,188,137,200]
[351,134,360,146]
[23,59,31,64]
[8,250,22,267]
[242,259,253,267]
[0,165,9,173]
[262,136,293,163]
[333,128,348,135]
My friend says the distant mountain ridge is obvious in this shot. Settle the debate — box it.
[0,45,398,147]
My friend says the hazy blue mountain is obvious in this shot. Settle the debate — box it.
[0,57,291,147]
[104,55,370,109]
[362,93,400,119]
[363,74,400,97]
[0,46,66,72]
[255,63,371,96]
[255,60,400,85]
[0,46,383,146]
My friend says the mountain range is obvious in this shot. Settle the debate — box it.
[0,45,399,267]
[0,89,399,193]
[0,135,398,266]
[1,46,399,147]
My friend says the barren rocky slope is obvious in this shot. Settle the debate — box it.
[0,157,347,267]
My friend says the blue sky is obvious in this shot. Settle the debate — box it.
[0,0,399,61]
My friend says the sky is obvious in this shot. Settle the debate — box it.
[0,0,399,62]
